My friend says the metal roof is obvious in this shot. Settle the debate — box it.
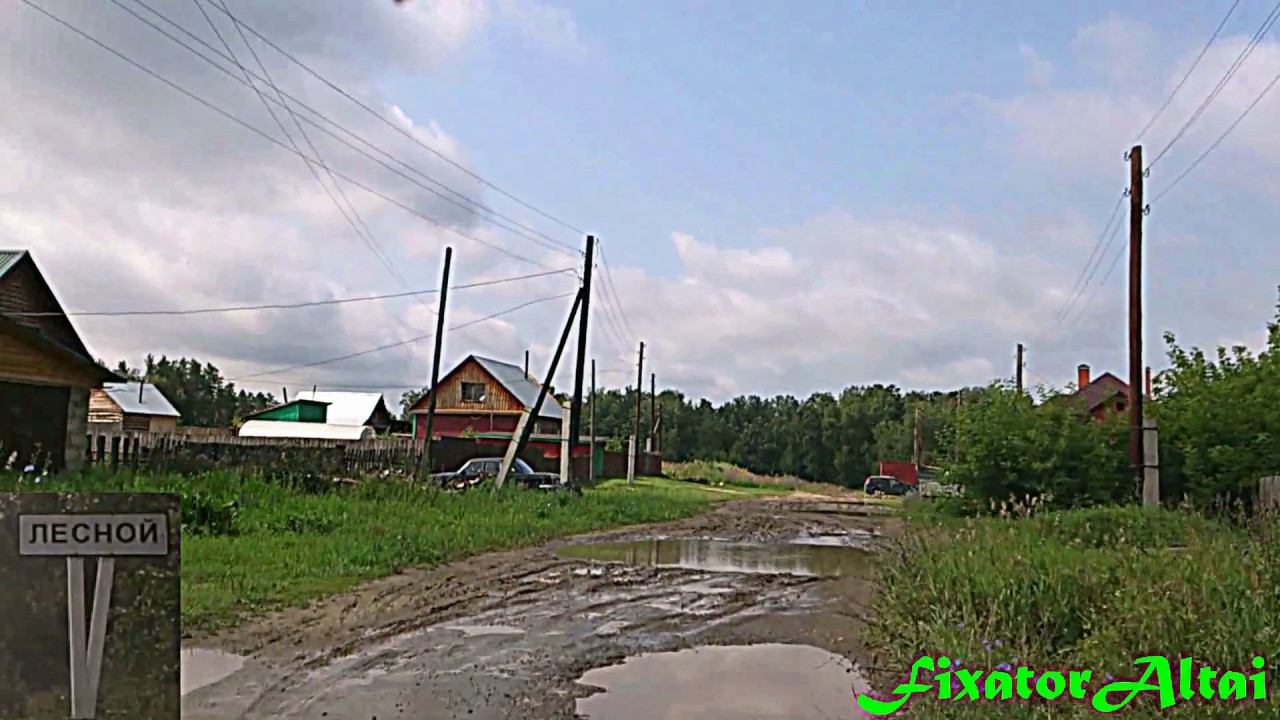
[292,390,387,426]
[101,382,180,417]
[0,250,27,279]
[472,355,563,420]
[237,420,374,440]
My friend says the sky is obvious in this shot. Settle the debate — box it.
[3,0,1279,407]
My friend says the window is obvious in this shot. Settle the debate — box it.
[461,382,486,403]
[1115,400,1127,412]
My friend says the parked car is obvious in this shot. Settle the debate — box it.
[863,474,915,496]
[431,457,580,494]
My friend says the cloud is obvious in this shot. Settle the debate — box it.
[1019,42,1054,88]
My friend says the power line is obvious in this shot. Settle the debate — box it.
[5,268,573,317]
[1135,0,1243,143]
[1062,220,1128,331]
[596,241,637,342]
[1147,0,1280,169]
[230,291,575,381]
[1151,64,1280,205]
[1050,192,1127,326]
[116,0,578,260]
[199,0,586,243]
[21,0,553,270]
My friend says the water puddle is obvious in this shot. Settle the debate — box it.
[181,648,246,695]
[576,644,870,719]
[556,538,869,577]
[445,624,525,637]
[792,530,875,547]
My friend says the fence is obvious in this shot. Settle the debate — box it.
[1259,476,1280,511]
[82,431,661,481]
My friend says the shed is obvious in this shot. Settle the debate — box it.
[0,250,121,471]
[237,420,375,441]
[292,390,394,432]
[242,398,330,423]
[88,382,181,434]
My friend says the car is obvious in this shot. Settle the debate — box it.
[431,457,580,494]
[863,474,915,496]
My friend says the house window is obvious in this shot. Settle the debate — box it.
[461,382,486,403]
[1115,400,1127,412]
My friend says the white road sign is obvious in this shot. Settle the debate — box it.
[19,513,168,556]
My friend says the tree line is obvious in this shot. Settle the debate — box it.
[105,355,277,427]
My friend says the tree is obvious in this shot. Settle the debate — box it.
[113,355,275,427]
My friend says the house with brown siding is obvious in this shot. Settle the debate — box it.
[0,250,120,470]
[88,382,181,434]
[1060,364,1140,421]
[408,354,566,441]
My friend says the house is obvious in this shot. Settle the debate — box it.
[407,354,564,440]
[235,391,391,441]
[1063,364,1132,421]
[88,382,181,434]
[0,250,121,471]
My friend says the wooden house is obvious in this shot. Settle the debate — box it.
[88,382,181,434]
[408,354,566,440]
[0,249,120,471]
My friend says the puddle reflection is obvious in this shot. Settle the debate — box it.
[556,538,869,577]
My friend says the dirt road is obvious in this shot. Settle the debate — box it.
[182,493,896,719]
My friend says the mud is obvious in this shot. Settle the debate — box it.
[182,494,894,719]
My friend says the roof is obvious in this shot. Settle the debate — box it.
[0,313,121,384]
[100,382,180,417]
[470,355,563,420]
[0,250,115,379]
[237,420,374,440]
[241,398,330,421]
[1066,372,1130,411]
[292,390,388,426]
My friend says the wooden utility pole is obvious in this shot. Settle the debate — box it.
[422,246,452,471]
[1015,343,1024,393]
[589,359,596,484]
[497,290,582,489]
[568,236,594,478]
[647,372,656,452]
[912,406,922,467]
[1128,145,1145,485]
[629,341,644,484]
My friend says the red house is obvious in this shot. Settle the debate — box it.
[407,355,588,457]
[1064,364,1131,421]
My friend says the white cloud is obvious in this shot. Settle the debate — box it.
[1019,42,1054,88]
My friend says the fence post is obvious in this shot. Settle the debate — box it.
[1260,477,1280,511]
[626,435,636,484]
[1142,414,1159,507]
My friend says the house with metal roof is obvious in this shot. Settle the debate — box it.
[88,382,181,434]
[0,249,121,470]
[291,390,394,433]
[407,354,569,442]
[235,390,393,441]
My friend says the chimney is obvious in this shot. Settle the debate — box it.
[1145,366,1152,396]
[524,350,530,378]
[1077,364,1091,388]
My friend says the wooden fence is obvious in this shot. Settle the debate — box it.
[83,431,661,481]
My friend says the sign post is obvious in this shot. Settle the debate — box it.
[19,513,169,719]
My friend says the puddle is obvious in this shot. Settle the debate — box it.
[181,648,246,695]
[556,538,869,577]
[445,624,526,637]
[792,530,874,547]
[576,644,870,719]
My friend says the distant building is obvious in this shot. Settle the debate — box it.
[407,354,564,440]
[0,249,120,470]
[236,391,392,440]
[1062,364,1133,421]
[88,382,181,434]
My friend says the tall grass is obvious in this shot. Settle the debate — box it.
[867,502,1280,718]
[1,469,715,631]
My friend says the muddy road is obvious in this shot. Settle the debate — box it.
[182,494,897,719]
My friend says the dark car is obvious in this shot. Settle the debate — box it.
[863,474,914,496]
[432,457,580,494]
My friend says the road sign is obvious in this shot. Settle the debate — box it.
[18,512,171,719]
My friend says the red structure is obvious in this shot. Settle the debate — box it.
[1065,363,1131,422]
[877,461,919,486]
[407,354,565,441]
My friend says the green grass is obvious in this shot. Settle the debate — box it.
[868,503,1280,718]
[663,459,839,495]
[1,469,724,632]
[598,475,789,499]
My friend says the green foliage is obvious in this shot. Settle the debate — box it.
[946,382,1130,510]
[114,354,276,426]
[868,506,1280,718]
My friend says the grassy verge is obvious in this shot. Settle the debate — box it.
[867,501,1279,718]
[663,459,840,495]
[1,470,726,633]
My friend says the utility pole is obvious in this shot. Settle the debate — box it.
[422,246,452,472]
[589,359,596,484]
[1015,343,1024,394]
[647,372,656,452]
[497,290,582,489]
[568,236,594,480]
[629,341,644,484]
[1127,145,1145,487]
[912,405,922,467]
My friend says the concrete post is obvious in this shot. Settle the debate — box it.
[1142,414,1160,507]
[65,386,90,472]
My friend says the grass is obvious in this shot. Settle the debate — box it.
[867,500,1280,718]
[1,469,733,633]
[663,459,842,495]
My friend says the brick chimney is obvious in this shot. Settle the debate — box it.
[1145,366,1152,396]
[1077,364,1091,388]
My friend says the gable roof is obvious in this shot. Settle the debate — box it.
[1067,372,1129,411]
[292,391,389,426]
[101,382,181,417]
[0,249,102,369]
[241,398,330,421]
[411,354,563,420]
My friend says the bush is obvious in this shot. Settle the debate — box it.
[867,506,1280,718]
